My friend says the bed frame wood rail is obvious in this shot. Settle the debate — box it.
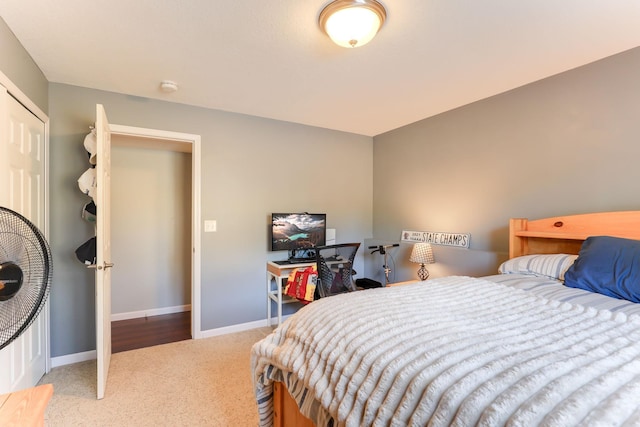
[273,382,315,427]
[509,211,640,258]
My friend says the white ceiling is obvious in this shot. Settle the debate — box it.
[1,0,639,136]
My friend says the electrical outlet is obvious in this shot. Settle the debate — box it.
[204,220,217,232]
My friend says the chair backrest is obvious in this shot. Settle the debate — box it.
[314,243,360,298]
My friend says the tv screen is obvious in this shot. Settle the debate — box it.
[270,213,326,252]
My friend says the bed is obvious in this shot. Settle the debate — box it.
[251,211,640,426]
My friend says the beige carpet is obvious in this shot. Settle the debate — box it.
[39,327,273,426]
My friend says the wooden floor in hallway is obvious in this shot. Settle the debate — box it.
[111,311,191,353]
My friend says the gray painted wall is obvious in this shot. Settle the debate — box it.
[47,83,373,357]
[0,18,48,113]
[111,144,191,316]
[370,47,640,284]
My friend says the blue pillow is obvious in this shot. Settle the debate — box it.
[564,236,640,303]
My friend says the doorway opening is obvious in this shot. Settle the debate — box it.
[112,311,191,353]
[109,126,201,352]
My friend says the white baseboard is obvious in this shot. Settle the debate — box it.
[51,349,97,368]
[198,314,292,338]
[49,314,288,368]
[111,304,191,322]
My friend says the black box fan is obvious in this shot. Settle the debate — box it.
[0,207,52,350]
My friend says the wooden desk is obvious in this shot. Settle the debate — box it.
[0,383,53,427]
[267,258,362,326]
[267,261,315,327]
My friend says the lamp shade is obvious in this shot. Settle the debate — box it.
[409,243,435,265]
[319,0,386,48]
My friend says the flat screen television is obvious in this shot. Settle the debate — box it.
[270,213,326,256]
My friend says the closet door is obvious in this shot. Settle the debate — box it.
[0,86,47,393]
[95,104,113,399]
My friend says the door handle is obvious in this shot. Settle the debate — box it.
[86,262,115,270]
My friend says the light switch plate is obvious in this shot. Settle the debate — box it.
[204,220,217,232]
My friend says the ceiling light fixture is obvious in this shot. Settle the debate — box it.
[319,0,387,48]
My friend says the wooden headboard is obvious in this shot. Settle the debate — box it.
[509,211,640,258]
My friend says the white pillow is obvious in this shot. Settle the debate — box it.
[499,254,578,281]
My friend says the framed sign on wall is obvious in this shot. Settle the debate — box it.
[401,230,470,249]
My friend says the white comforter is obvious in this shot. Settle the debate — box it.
[251,276,640,426]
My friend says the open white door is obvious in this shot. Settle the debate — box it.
[95,104,113,399]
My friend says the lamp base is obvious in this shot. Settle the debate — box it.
[417,264,430,281]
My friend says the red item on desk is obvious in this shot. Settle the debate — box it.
[284,266,317,304]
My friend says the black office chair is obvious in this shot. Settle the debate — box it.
[314,243,360,298]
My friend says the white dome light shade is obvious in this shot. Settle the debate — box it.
[319,0,386,48]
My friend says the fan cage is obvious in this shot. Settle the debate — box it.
[0,207,52,350]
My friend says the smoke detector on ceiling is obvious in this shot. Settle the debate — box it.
[160,80,178,93]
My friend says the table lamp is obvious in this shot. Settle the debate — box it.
[409,243,435,280]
